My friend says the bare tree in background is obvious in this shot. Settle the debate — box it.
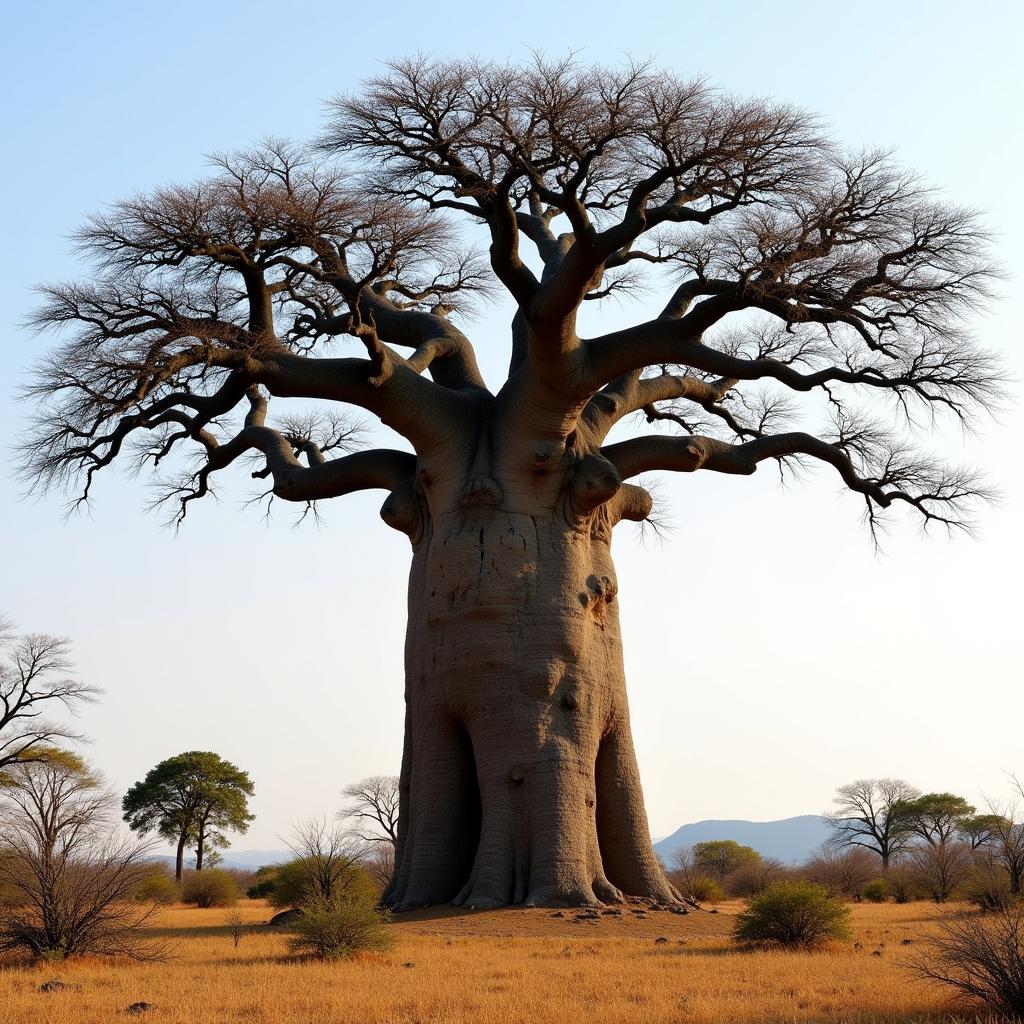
[826,779,920,869]
[0,616,100,770]
[20,57,1004,908]
[0,751,157,959]
[340,775,399,848]
[968,778,1024,897]
[363,842,396,892]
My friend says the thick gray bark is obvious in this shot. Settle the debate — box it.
[384,501,675,909]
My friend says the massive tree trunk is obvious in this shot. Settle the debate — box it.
[383,487,676,909]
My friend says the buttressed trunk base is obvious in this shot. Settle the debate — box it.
[384,501,678,909]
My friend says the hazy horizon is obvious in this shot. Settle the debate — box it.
[2,0,1021,850]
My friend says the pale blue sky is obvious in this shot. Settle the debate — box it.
[1,1,1022,849]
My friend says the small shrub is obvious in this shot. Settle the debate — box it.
[287,894,395,961]
[133,866,178,905]
[963,864,1014,913]
[861,878,890,903]
[247,868,277,900]
[267,857,377,910]
[677,875,724,905]
[180,869,239,908]
[225,909,245,948]
[911,905,1024,1018]
[734,881,851,949]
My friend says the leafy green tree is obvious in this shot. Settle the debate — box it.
[897,793,976,902]
[122,751,254,881]
[692,840,761,881]
[898,793,976,848]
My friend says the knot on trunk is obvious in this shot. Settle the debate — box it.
[380,482,422,539]
[569,453,621,517]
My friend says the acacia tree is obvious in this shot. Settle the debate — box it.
[22,58,1002,908]
[122,751,254,881]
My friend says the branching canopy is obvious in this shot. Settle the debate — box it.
[0,616,101,770]
[21,57,1004,536]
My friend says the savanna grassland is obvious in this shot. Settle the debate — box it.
[0,900,985,1024]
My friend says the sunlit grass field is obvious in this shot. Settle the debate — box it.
[0,899,986,1023]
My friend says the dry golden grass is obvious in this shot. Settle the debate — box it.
[0,899,987,1023]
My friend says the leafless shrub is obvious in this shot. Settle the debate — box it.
[0,751,160,960]
[802,844,877,899]
[283,816,367,906]
[910,905,1024,1019]
[225,909,245,948]
[726,856,789,898]
[362,840,396,893]
[910,840,973,903]
[666,847,723,904]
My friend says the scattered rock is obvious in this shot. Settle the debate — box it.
[39,980,70,993]
[403,962,415,968]
[709,909,719,914]
[871,950,883,958]
[654,937,669,944]
[668,907,689,916]
[125,1003,155,1015]
[574,910,600,920]
[268,908,303,927]
[854,942,862,950]
[601,908,623,916]
[550,911,565,918]
[901,938,913,946]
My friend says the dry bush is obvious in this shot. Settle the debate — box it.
[726,856,788,898]
[909,840,973,903]
[667,847,724,904]
[802,844,877,899]
[271,817,375,909]
[362,840,396,893]
[734,881,851,949]
[911,904,1024,1018]
[0,752,158,960]
[133,864,178,905]
[180,869,239,908]
[885,854,920,903]
[288,894,395,961]
[861,878,890,903]
[964,859,1015,912]
[225,909,245,948]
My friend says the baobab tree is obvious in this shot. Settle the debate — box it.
[21,58,1001,908]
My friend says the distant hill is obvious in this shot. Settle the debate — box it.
[653,815,831,865]
[149,849,291,871]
